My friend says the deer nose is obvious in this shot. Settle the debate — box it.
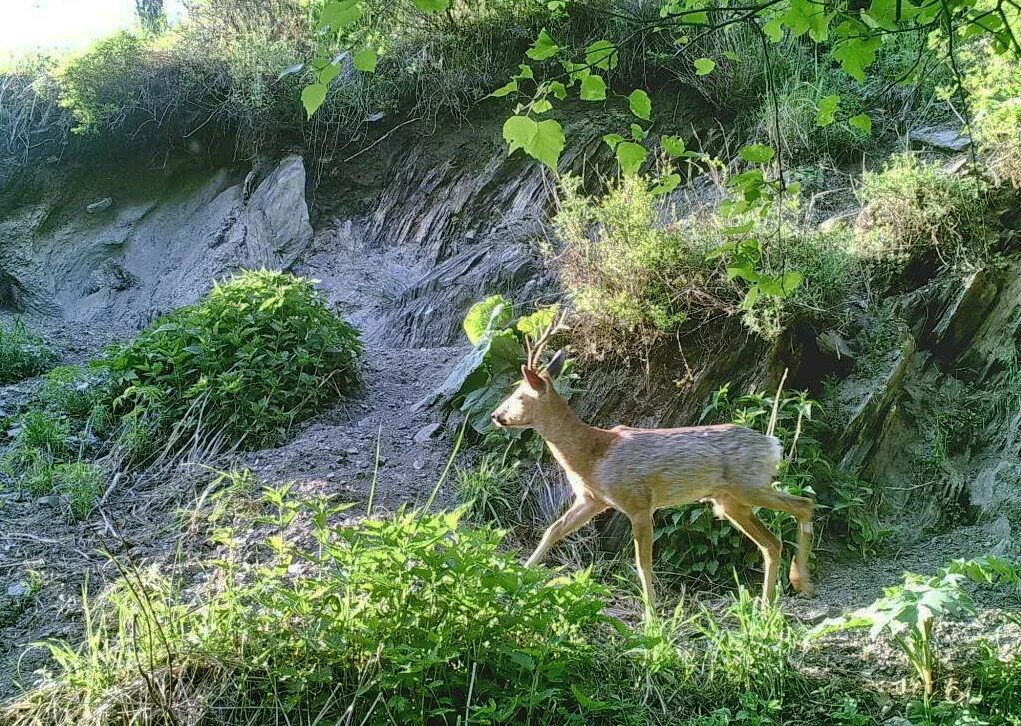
[491,412,504,426]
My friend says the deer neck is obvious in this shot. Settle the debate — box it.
[533,399,607,480]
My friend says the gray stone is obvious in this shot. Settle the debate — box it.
[86,197,113,214]
[817,330,854,360]
[911,125,970,151]
[6,581,29,599]
[413,423,442,444]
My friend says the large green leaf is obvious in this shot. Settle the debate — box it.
[585,40,618,70]
[503,115,564,171]
[693,58,715,76]
[353,48,377,73]
[413,0,450,11]
[615,141,647,174]
[816,94,840,127]
[580,74,607,101]
[526,29,560,60]
[464,295,513,345]
[301,83,328,119]
[628,89,652,120]
[319,0,362,29]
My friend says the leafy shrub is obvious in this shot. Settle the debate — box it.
[854,153,991,270]
[56,31,148,134]
[960,41,1021,189]
[815,557,1020,698]
[815,570,974,696]
[5,483,617,725]
[551,173,862,355]
[0,319,55,384]
[102,269,361,455]
[429,295,563,441]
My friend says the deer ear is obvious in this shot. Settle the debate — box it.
[522,365,545,391]
[544,348,567,380]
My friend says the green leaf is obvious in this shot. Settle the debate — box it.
[816,94,840,127]
[661,135,685,157]
[413,0,450,11]
[694,58,716,76]
[503,115,536,155]
[301,83,328,119]
[318,63,341,85]
[629,123,646,141]
[849,113,873,135]
[503,116,565,171]
[616,141,647,175]
[833,34,882,82]
[739,144,775,164]
[628,89,652,120]
[319,0,362,29]
[580,74,607,101]
[763,17,783,42]
[530,119,566,171]
[527,29,560,61]
[757,271,803,297]
[650,173,681,196]
[464,295,513,345]
[571,684,610,711]
[516,306,559,338]
[353,48,377,73]
[516,64,534,80]
[548,81,567,100]
[488,80,518,98]
[585,40,618,70]
[602,133,624,150]
[532,99,553,113]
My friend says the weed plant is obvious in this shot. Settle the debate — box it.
[0,319,54,384]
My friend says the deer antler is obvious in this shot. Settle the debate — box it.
[526,309,568,369]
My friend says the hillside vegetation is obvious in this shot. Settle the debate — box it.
[1,0,1020,724]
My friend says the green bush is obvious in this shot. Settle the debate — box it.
[103,269,361,456]
[5,485,616,725]
[0,319,55,384]
[551,173,862,354]
[854,153,991,270]
[960,41,1021,189]
[56,31,148,134]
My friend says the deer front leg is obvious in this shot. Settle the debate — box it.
[525,496,605,567]
[629,511,656,615]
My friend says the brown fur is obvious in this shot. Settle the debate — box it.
[492,365,815,612]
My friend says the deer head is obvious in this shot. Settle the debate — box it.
[491,312,568,429]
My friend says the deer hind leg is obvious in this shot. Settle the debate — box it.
[525,495,606,567]
[629,511,656,615]
[716,499,782,603]
[742,488,815,597]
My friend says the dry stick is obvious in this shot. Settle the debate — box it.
[766,367,789,439]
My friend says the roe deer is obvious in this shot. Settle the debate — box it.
[490,320,815,611]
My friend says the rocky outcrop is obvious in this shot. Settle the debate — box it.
[0,154,313,325]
